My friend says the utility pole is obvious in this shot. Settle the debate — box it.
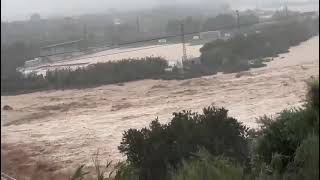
[236,10,240,31]
[180,23,187,63]
[136,16,140,33]
[83,23,88,41]
[83,24,88,50]
[285,3,288,17]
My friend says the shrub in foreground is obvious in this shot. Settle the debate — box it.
[118,106,249,180]
[254,78,319,175]
[293,134,319,180]
[171,148,244,180]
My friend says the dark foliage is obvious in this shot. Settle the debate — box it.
[118,106,249,180]
[1,72,48,94]
[1,57,168,94]
[1,57,219,94]
[255,109,313,171]
[46,57,168,88]
[306,78,319,111]
[255,78,319,173]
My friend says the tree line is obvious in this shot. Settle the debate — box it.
[2,16,318,95]
[200,17,319,73]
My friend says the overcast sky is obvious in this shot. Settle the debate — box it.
[1,0,154,21]
[1,0,317,21]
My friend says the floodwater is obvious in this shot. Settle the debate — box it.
[1,36,319,176]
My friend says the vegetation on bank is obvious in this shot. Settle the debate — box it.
[1,17,319,95]
[1,57,215,94]
[200,17,319,73]
[68,77,319,180]
[1,57,167,94]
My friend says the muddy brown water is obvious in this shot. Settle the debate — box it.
[1,36,319,178]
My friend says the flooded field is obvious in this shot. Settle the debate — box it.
[1,36,319,177]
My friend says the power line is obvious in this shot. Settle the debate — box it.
[33,44,182,70]
[51,43,177,64]
[136,16,140,33]
[27,12,315,61]
[35,20,266,60]
[236,10,240,31]
[38,14,315,67]
[32,22,258,60]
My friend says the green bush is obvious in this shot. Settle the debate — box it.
[113,162,139,180]
[255,108,315,172]
[293,135,319,180]
[118,106,249,180]
[1,57,169,94]
[1,71,48,94]
[171,148,244,180]
[254,78,319,174]
[306,77,319,111]
[46,57,168,88]
[2,57,217,94]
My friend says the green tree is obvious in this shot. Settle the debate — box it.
[119,106,249,180]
